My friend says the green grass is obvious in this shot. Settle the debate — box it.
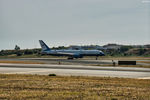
[0,60,45,64]
[0,74,150,100]
[0,54,66,58]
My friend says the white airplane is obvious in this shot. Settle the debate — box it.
[39,40,105,59]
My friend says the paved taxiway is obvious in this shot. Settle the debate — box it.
[0,63,150,79]
[1,58,150,66]
[21,58,150,66]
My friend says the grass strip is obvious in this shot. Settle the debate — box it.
[0,74,150,100]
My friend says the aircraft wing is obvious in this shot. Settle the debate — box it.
[57,52,75,56]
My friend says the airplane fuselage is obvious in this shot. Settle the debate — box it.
[41,49,104,58]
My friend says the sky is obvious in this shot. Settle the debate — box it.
[0,0,150,50]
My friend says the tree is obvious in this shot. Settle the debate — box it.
[138,48,146,55]
[0,50,4,56]
[120,46,132,53]
[14,45,22,56]
[24,49,33,55]
[14,45,20,50]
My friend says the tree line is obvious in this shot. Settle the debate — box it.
[0,45,149,57]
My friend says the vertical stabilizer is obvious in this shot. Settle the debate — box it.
[39,40,51,51]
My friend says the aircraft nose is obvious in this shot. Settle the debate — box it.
[100,51,105,56]
[102,53,105,56]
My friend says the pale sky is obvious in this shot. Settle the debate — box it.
[0,0,150,50]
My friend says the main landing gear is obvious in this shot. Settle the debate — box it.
[96,56,98,60]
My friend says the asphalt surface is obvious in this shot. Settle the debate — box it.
[1,58,150,66]
[0,63,150,79]
[21,58,150,66]
[0,58,150,79]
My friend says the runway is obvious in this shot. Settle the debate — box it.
[0,63,150,79]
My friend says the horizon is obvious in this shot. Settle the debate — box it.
[1,42,150,51]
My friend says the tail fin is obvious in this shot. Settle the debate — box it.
[39,40,51,51]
